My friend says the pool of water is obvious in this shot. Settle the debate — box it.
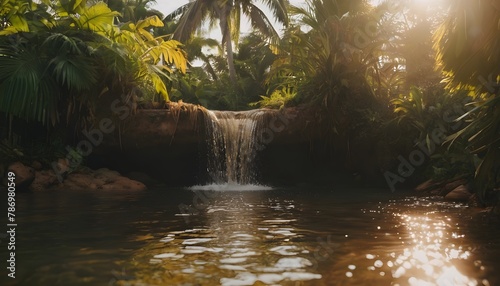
[1,186,499,285]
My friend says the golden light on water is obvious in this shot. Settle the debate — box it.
[120,196,492,285]
[388,213,479,285]
[338,200,488,286]
[129,196,325,285]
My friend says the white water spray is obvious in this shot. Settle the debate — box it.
[190,110,272,191]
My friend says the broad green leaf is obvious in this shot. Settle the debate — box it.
[0,26,19,35]
[136,16,164,30]
[75,3,120,32]
[10,14,29,31]
[151,73,168,101]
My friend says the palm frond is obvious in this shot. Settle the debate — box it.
[260,0,288,26]
[73,2,120,32]
[0,41,60,125]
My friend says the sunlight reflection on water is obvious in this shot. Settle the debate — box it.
[390,214,477,285]
[188,183,274,191]
[133,196,323,285]
[119,195,492,286]
[9,189,500,286]
[333,198,489,286]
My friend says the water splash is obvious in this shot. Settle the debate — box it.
[202,110,270,188]
[188,183,273,192]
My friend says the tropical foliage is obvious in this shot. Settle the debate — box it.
[169,32,278,110]
[0,0,187,128]
[105,0,162,23]
[391,87,476,179]
[434,0,500,201]
[0,0,498,204]
[259,0,388,167]
[166,0,288,82]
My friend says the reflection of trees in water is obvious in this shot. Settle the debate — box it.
[125,193,323,285]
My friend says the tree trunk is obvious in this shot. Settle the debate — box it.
[218,7,237,83]
[225,29,237,83]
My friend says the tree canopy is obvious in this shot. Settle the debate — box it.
[0,0,187,126]
[166,0,288,82]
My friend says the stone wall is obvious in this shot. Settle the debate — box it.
[89,104,317,186]
[88,103,393,187]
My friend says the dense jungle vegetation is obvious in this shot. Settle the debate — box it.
[0,0,498,203]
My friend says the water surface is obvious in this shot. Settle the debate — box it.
[1,187,499,285]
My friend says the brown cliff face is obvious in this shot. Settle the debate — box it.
[88,103,318,186]
[89,103,385,187]
[105,104,312,149]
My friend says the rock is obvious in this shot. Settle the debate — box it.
[11,166,147,192]
[430,188,443,196]
[31,161,43,171]
[444,185,472,202]
[7,162,35,191]
[64,173,95,190]
[126,171,160,187]
[416,177,469,196]
[414,179,437,192]
[440,178,468,196]
[101,177,147,191]
[56,158,70,173]
[30,170,59,191]
[94,168,121,182]
[468,193,480,207]
[59,169,146,191]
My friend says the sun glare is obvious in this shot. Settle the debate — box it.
[411,0,434,8]
[370,0,436,8]
[392,214,480,285]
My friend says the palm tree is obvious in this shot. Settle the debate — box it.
[434,0,499,89]
[434,0,500,202]
[266,0,392,172]
[0,31,96,126]
[0,0,187,127]
[166,0,288,82]
[104,0,163,23]
[272,0,375,107]
[235,33,277,104]
[0,0,121,126]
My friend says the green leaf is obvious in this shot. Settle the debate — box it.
[75,2,120,32]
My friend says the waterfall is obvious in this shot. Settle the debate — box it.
[191,109,272,190]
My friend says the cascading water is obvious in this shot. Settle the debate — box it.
[190,110,272,191]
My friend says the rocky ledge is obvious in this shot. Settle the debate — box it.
[3,162,147,192]
[414,176,475,203]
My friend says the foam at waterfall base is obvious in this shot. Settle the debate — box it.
[187,183,273,191]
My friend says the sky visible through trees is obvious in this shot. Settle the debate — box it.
[153,0,306,37]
